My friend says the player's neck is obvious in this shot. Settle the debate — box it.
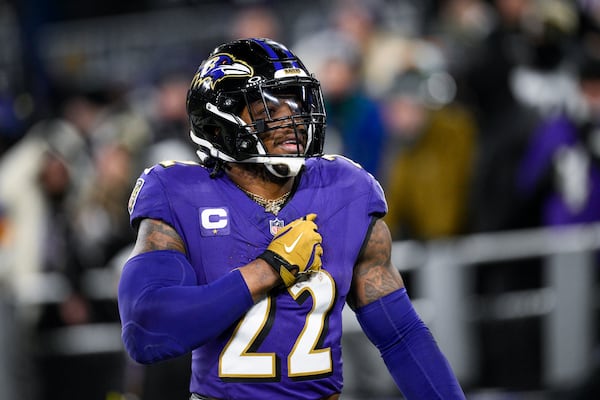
[226,163,294,200]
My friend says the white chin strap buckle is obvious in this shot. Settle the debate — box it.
[265,159,305,178]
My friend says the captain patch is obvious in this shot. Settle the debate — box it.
[199,207,230,236]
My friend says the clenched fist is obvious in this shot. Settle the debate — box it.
[259,213,323,286]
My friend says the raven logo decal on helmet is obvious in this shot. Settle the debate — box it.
[191,54,253,90]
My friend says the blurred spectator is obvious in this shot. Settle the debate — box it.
[432,0,495,85]
[73,142,138,270]
[140,72,196,166]
[461,0,553,232]
[577,0,600,46]
[516,47,600,227]
[0,119,87,313]
[0,119,90,399]
[507,0,580,116]
[60,87,151,269]
[329,0,446,98]
[44,90,145,258]
[229,4,282,41]
[294,30,387,179]
[382,69,477,240]
[0,83,148,398]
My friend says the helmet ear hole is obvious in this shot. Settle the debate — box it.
[236,134,258,156]
[217,95,242,113]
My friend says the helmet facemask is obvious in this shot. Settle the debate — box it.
[240,77,325,177]
[191,76,325,177]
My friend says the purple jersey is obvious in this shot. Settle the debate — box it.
[128,155,387,399]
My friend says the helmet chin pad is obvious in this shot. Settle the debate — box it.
[237,154,305,177]
[190,130,305,177]
[264,158,304,178]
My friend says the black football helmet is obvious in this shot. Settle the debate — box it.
[186,38,326,177]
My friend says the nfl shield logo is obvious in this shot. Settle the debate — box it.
[269,218,285,236]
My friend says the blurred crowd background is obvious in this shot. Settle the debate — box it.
[1,0,600,399]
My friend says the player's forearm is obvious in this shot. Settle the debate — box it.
[238,258,282,302]
[118,250,254,364]
[356,288,466,399]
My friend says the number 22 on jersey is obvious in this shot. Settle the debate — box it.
[219,270,335,380]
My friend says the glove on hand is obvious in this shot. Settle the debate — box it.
[259,213,323,287]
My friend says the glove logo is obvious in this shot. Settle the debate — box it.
[284,233,303,253]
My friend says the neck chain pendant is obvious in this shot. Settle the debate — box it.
[237,186,291,216]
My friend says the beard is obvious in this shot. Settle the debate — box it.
[232,162,291,185]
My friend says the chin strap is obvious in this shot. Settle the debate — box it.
[263,158,305,177]
[190,130,307,178]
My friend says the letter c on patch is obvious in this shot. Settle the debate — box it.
[201,208,228,229]
[199,207,230,236]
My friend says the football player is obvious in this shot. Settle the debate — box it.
[118,38,465,399]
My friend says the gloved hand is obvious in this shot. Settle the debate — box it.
[258,213,323,286]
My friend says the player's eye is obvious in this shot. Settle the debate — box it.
[251,105,269,118]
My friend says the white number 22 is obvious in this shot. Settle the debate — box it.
[219,271,336,380]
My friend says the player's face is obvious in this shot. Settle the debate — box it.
[240,92,308,156]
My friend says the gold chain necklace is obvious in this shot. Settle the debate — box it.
[237,185,291,215]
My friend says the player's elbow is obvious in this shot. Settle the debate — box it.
[122,322,186,364]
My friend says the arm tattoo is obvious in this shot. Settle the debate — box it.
[351,219,404,308]
[131,219,186,255]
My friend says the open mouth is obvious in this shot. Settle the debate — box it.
[276,134,305,154]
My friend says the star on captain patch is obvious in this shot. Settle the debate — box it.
[269,218,285,236]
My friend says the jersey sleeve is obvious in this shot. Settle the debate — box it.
[323,154,388,218]
[127,165,175,229]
